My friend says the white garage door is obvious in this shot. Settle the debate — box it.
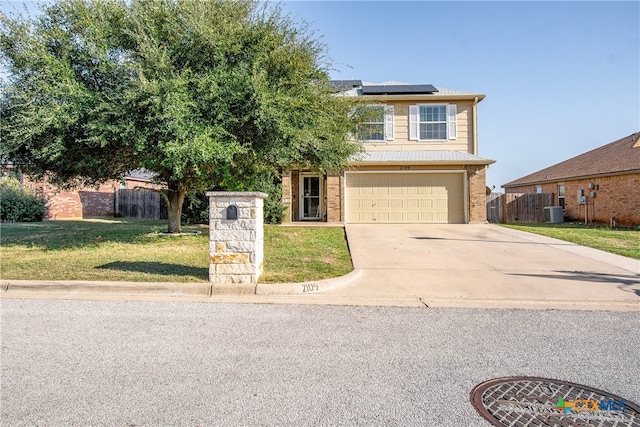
[346,172,465,223]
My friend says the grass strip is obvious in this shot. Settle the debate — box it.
[0,220,353,283]
[500,223,640,259]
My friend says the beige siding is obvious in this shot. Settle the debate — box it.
[363,100,474,153]
[345,172,465,224]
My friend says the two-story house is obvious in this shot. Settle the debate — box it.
[281,80,495,224]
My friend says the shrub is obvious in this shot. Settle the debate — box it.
[250,173,286,224]
[181,192,209,225]
[0,177,47,222]
[181,172,286,225]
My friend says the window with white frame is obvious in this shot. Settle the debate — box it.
[409,104,457,141]
[358,105,394,142]
[420,105,446,140]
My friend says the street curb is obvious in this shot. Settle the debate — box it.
[255,269,363,295]
[0,270,362,298]
[1,280,212,296]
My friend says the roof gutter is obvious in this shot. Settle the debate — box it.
[350,159,496,167]
[502,169,640,188]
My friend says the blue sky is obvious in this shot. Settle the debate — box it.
[281,1,640,189]
[3,1,639,189]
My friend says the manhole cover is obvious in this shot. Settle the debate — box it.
[470,376,640,426]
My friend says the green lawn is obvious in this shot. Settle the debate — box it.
[500,223,640,260]
[0,220,352,283]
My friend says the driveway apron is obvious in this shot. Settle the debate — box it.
[334,224,640,309]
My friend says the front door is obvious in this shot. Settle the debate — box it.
[300,175,322,220]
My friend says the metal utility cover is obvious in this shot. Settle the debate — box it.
[470,376,640,426]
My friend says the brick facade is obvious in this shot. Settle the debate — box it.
[466,165,488,223]
[21,176,155,220]
[505,173,640,227]
[23,178,118,219]
[281,171,292,223]
[326,171,342,223]
[291,171,300,221]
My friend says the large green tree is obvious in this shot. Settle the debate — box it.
[1,0,366,232]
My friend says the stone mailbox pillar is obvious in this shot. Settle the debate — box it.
[206,192,268,288]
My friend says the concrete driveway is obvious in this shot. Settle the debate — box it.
[328,224,640,310]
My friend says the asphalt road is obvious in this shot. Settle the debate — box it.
[2,299,639,426]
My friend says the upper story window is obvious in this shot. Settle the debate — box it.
[358,105,394,142]
[409,104,457,141]
[420,105,447,140]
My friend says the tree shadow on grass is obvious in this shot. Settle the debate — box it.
[1,220,206,250]
[98,261,208,280]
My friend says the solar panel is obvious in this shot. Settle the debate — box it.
[361,84,439,95]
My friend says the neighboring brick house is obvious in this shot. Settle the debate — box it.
[281,80,495,224]
[15,170,156,220]
[502,132,640,227]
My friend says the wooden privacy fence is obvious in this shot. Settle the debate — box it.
[486,193,503,223]
[486,193,555,223]
[115,189,167,219]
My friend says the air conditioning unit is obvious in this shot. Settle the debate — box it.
[544,206,564,223]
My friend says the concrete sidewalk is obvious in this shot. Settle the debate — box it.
[2,224,639,311]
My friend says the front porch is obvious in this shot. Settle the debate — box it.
[281,170,343,224]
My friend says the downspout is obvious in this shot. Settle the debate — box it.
[472,97,479,155]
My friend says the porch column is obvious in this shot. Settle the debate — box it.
[467,166,488,223]
[326,171,342,223]
[281,171,292,223]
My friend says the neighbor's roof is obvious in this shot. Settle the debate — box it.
[329,80,484,98]
[351,150,495,165]
[503,132,640,188]
[125,169,155,181]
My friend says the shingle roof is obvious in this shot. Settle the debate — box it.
[352,150,495,165]
[328,80,484,97]
[125,169,155,181]
[329,80,363,91]
[503,132,640,188]
[434,87,483,96]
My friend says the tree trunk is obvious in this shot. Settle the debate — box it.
[166,181,186,233]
